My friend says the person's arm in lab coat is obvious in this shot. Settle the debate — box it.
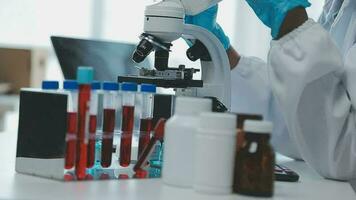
[185,3,307,160]
[267,10,356,180]
[228,9,304,159]
[231,55,303,160]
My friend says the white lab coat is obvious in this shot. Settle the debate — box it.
[231,0,356,180]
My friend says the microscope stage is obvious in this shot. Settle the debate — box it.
[118,76,203,89]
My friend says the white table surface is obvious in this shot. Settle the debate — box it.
[0,111,355,200]
[0,95,17,131]
[0,95,16,112]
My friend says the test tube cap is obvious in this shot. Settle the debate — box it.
[103,82,119,91]
[63,80,78,90]
[42,80,59,90]
[122,82,138,92]
[91,81,101,90]
[77,66,94,84]
[140,84,156,93]
[244,120,273,134]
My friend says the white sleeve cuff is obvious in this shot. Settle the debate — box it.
[272,19,317,46]
[233,56,267,78]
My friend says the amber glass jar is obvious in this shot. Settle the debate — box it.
[233,120,275,197]
[235,114,263,151]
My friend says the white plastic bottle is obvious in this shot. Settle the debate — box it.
[193,112,237,195]
[162,96,212,188]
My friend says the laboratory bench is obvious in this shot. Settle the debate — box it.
[0,111,356,200]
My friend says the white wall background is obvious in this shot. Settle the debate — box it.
[0,0,92,47]
[234,0,325,61]
[0,0,93,81]
[0,0,325,80]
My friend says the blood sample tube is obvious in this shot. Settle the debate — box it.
[134,118,166,172]
[87,81,101,168]
[75,66,94,180]
[63,80,78,170]
[138,84,156,160]
[119,82,138,167]
[41,80,59,91]
[101,82,119,168]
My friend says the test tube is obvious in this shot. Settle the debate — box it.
[138,84,156,160]
[120,82,138,167]
[87,81,101,168]
[63,80,78,170]
[101,82,119,168]
[76,67,94,180]
[41,80,59,91]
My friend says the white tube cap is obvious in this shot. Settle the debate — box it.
[199,112,236,133]
[174,97,212,115]
[244,120,273,134]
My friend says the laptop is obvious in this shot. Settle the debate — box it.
[51,36,151,81]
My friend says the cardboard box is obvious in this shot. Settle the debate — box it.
[0,48,48,94]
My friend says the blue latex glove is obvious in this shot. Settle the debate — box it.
[245,0,311,39]
[185,5,231,50]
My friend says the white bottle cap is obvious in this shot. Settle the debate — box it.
[199,112,236,133]
[244,120,273,134]
[174,97,212,115]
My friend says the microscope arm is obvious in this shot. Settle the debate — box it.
[131,0,230,109]
[182,24,231,110]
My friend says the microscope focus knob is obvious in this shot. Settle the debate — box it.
[186,40,212,62]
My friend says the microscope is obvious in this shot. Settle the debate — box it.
[118,0,231,110]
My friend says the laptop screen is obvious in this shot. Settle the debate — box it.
[51,36,151,81]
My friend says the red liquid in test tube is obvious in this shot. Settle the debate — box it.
[120,105,135,167]
[137,84,156,161]
[101,109,116,168]
[65,112,77,169]
[138,118,153,159]
[134,169,148,179]
[87,115,97,168]
[100,173,110,180]
[64,173,75,181]
[118,174,129,179]
[133,118,166,172]
[63,80,79,170]
[76,84,90,180]
[75,67,93,180]
[87,81,101,168]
